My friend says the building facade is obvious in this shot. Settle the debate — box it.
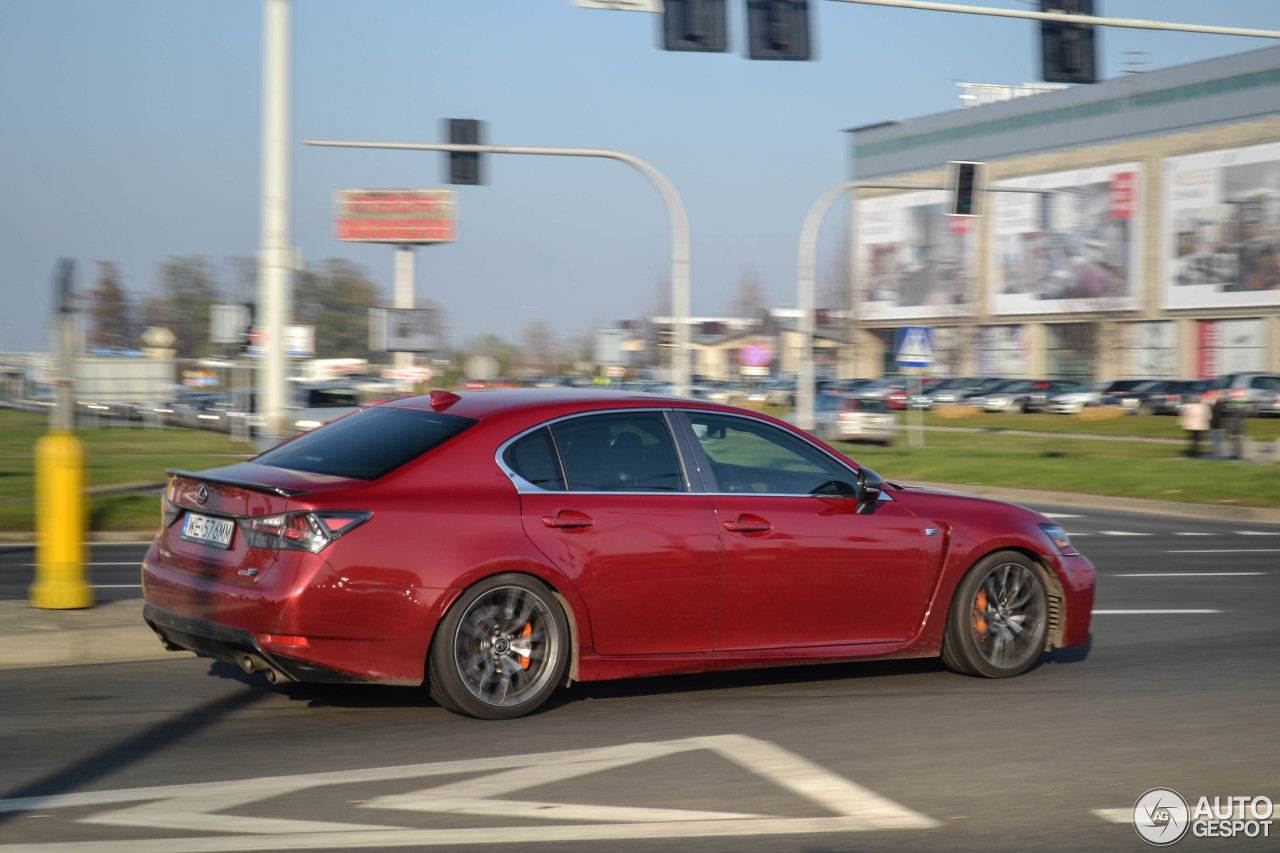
[846,45,1280,380]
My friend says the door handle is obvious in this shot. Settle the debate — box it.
[542,510,594,530]
[723,514,772,534]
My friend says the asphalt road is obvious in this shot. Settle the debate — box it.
[1,504,1278,852]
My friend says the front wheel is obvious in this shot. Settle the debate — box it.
[942,552,1048,678]
[429,574,569,719]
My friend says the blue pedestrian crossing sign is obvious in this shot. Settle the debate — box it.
[895,326,934,368]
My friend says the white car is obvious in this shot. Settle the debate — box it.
[1047,385,1104,414]
[789,394,898,445]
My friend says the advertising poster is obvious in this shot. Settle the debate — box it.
[856,190,978,321]
[993,163,1141,315]
[1164,141,1280,309]
[1196,318,1268,378]
[978,325,1030,377]
[1123,321,1179,379]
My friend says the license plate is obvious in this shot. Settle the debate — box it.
[181,512,235,549]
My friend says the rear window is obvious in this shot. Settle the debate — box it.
[256,407,475,480]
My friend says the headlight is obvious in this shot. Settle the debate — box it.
[241,511,372,553]
[294,419,323,431]
[1040,522,1078,556]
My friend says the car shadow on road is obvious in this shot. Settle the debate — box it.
[205,660,436,709]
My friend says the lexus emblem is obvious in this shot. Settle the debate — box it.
[194,484,209,505]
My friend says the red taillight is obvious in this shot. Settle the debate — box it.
[241,511,372,553]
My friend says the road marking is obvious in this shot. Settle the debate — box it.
[1092,609,1222,615]
[1042,513,1082,519]
[93,584,143,589]
[1111,572,1264,577]
[1174,531,1215,536]
[0,735,939,850]
[1236,530,1280,536]
[1163,549,1280,554]
[1099,531,1153,536]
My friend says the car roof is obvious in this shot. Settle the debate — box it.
[378,388,748,423]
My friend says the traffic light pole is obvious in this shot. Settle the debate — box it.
[827,0,1280,40]
[795,180,1050,432]
[305,139,693,397]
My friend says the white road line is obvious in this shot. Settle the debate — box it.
[1237,530,1280,536]
[1111,572,1264,577]
[1174,531,1215,536]
[1042,513,1083,519]
[0,734,940,850]
[1100,531,1153,536]
[94,584,143,589]
[1163,549,1280,554]
[1092,609,1222,615]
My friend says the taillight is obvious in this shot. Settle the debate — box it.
[161,479,181,528]
[240,511,372,553]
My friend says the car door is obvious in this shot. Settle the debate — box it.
[504,410,725,656]
[677,410,937,651]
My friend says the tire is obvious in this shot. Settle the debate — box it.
[429,573,569,719]
[941,552,1048,679]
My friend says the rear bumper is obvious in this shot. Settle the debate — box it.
[143,604,372,684]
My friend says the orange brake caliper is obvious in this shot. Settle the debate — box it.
[518,622,532,670]
[971,589,989,641]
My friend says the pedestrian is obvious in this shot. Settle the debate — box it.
[1179,396,1210,458]
[1209,395,1228,459]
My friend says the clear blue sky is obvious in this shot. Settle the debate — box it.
[1,0,1277,354]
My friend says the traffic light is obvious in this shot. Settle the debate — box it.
[746,0,812,61]
[948,161,987,217]
[662,0,728,53]
[446,118,485,185]
[1040,0,1098,84]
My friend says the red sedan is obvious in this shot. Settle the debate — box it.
[142,389,1095,719]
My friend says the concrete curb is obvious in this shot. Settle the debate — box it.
[0,599,191,670]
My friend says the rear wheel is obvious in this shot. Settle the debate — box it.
[942,552,1048,678]
[429,574,569,719]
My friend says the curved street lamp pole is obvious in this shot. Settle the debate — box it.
[305,140,692,397]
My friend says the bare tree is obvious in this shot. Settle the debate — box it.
[522,319,556,376]
[85,261,132,350]
[730,268,767,319]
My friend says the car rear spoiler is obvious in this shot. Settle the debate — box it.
[165,469,311,498]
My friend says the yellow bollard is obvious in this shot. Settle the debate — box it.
[30,430,93,609]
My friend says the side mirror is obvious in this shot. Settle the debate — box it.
[856,466,884,515]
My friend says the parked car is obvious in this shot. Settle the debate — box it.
[290,383,364,433]
[1047,382,1104,414]
[1204,373,1280,415]
[908,377,999,410]
[788,393,899,445]
[972,380,1075,413]
[1097,379,1163,408]
[1153,379,1211,415]
[143,389,1096,719]
[1108,380,1174,414]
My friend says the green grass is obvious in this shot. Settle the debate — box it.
[1,405,1278,534]
[827,430,1280,510]
[0,410,255,533]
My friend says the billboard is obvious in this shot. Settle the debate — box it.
[856,190,978,321]
[992,163,1141,315]
[335,189,458,244]
[1164,141,1280,309]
